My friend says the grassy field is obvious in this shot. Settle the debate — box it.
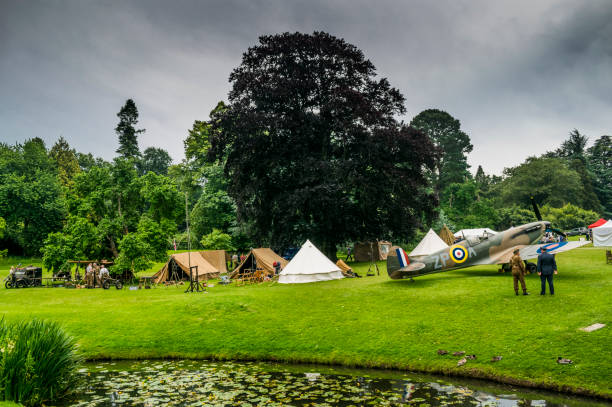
[0,247,610,399]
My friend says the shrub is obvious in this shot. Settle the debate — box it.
[200,228,235,251]
[0,319,82,406]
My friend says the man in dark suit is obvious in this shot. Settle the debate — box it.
[537,247,557,295]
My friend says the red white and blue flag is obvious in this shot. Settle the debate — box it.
[396,248,410,268]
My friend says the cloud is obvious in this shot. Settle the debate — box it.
[1,0,610,174]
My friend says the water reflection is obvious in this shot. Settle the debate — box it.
[61,360,608,407]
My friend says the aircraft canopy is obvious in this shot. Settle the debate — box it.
[454,228,497,239]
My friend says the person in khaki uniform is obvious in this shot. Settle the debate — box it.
[93,263,101,287]
[510,249,529,296]
[85,263,94,288]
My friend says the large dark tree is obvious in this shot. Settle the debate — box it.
[410,109,473,196]
[208,31,437,258]
[115,99,144,160]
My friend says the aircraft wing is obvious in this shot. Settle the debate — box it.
[519,241,590,260]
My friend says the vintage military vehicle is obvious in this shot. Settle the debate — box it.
[5,266,43,288]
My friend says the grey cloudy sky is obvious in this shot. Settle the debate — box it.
[1,0,611,174]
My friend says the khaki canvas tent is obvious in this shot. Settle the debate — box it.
[439,225,455,246]
[153,252,221,284]
[353,241,392,262]
[230,248,288,279]
[200,250,228,274]
[279,240,344,284]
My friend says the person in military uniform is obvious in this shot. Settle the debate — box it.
[510,248,529,296]
[93,263,101,287]
[85,263,94,288]
[99,264,110,283]
[537,247,557,295]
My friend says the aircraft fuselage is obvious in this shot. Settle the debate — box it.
[388,221,549,279]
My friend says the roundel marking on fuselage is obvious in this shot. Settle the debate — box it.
[449,245,468,263]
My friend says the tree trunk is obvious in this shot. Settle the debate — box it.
[107,235,119,258]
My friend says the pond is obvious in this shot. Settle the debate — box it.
[61,360,608,407]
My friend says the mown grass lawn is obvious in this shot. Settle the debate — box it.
[0,247,610,398]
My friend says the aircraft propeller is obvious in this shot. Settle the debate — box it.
[530,196,567,237]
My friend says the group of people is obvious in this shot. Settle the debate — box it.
[541,232,565,243]
[509,247,558,296]
[82,262,110,288]
[230,253,247,269]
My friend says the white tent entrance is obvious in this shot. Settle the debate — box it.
[279,240,344,284]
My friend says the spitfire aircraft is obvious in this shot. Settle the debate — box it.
[387,201,590,280]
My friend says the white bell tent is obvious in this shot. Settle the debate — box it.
[279,240,344,284]
[409,229,449,258]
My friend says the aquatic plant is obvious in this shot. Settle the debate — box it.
[0,318,82,406]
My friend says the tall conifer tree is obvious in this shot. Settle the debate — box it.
[115,99,144,160]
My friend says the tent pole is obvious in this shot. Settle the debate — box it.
[185,192,194,293]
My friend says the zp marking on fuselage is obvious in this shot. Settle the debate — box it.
[433,246,477,270]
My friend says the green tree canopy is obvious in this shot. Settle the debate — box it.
[542,130,602,213]
[208,31,437,258]
[140,147,172,175]
[190,164,236,239]
[551,129,588,161]
[494,157,585,209]
[439,181,499,230]
[410,109,473,195]
[49,137,81,187]
[184,101,226,168]
[45,156,182,264]
[200,228,235,251]
[0,139,66,255]
[541,203,599,230]
[496,206,536,230]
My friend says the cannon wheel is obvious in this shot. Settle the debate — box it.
[15,280,26,288]
[115,281,123,290]
[102,281,111,290]
[5,280,13,289]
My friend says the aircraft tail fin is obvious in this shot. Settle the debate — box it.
[396,247,410,268]
[387,247,426,279]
